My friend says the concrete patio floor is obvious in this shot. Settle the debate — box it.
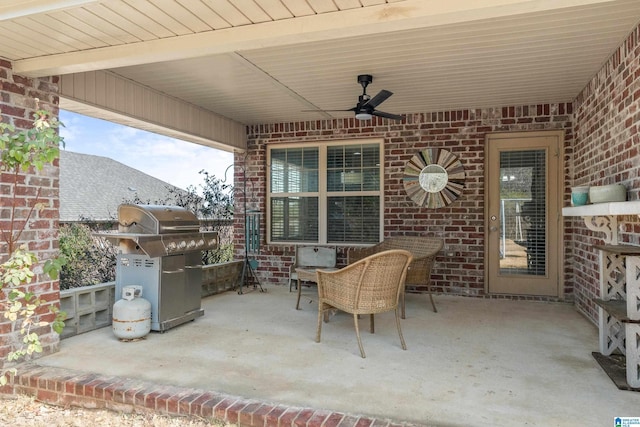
[35,284,639,426]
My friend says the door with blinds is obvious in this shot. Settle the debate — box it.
[485,131,563,296]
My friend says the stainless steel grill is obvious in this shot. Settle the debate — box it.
[112,204,218,258]
[98,204,218,332]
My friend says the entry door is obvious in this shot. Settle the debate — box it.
[485,131,563,296]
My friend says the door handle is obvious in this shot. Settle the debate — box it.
[489,226,498,232]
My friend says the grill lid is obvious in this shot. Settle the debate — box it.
[118,204,200,234]
[94,204,218,257]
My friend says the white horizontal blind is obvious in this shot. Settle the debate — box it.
[270,147,319,241]
[499,149,547,276]
[269,141,381,244]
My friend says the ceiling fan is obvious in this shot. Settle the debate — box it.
[306,74,404,121]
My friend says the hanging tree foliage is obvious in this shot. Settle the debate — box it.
[0,102,67,385]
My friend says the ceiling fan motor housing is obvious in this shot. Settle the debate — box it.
[358,74,373,90]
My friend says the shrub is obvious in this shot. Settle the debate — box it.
[59,223,117,289]
[0,105,66,384]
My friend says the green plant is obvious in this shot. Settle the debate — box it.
[175,170,234,265]
[125,169,235,264]
[56,169,233,291]
[59,223,117,289]
[0,102,67,385]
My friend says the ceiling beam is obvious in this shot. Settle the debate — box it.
[13,0,616,77]
[60,71,247,151]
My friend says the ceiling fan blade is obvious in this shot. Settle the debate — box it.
[302,108,356,112]
[372,110,404,121]
[363,90,392,109]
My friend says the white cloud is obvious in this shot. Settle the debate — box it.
[60,110,235,192]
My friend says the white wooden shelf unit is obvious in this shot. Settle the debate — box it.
[563,201,640,387]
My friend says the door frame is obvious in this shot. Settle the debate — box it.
[483,130,565,297]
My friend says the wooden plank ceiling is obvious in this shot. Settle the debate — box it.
[1,0,640,127]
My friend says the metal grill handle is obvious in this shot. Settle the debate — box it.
[162,268,185,274]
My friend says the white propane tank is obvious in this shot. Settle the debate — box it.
[112,285,151,340]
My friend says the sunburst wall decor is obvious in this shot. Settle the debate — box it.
[403,148,465,208]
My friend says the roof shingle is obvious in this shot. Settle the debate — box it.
[59,150,187,222]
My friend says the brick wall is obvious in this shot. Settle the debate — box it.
[237,105,573,298]
[0,59,61,367]
[570,23,640,322]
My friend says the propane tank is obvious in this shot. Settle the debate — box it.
[112,285,151,340]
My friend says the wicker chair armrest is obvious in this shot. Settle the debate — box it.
[316,263,365,308]
[405,255,436,285]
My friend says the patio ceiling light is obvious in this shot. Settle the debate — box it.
[355,112,373,120]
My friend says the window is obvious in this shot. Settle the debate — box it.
[268,140,382,244]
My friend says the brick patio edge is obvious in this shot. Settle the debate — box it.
[1,363,420,427]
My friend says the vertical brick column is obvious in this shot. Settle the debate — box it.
[571,22,640,322]
[0,59,61,369]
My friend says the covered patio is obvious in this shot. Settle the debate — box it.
[2,1,640,426]
[20,285,639,426]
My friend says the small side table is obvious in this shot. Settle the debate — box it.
[295,267,338,310]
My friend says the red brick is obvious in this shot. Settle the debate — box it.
[84,378,108,398]
[337,415,361,427]
[177,390,207,415]
[242,99,576,303]
[155,391,176,413]
[278,407,301,426]
[307,410,332,427]
[293,408,315,426]
[250,403,278,426]
[226,399,247,423]
[237,401,263,426]
[199,394,226,418]
[213,397,239,421]
[322,412,346,427]
[263,404,288,426]
[166,392,184,414]
[354,418,374,427]
[36,388,60,405]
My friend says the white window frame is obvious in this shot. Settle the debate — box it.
[266,138,384,245]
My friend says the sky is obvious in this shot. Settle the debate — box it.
[59,110,235,192]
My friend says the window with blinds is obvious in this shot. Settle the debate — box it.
[268,141,382,244]
[499,149,547,276]
[269,147,319,241]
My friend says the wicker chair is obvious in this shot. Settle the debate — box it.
[315,249,413,358]
[347,236,443,318]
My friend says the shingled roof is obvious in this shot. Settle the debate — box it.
[59,150,187,223]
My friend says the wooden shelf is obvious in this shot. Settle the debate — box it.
[590,242,640,387]
[594,299,640,323]
[562,200,640,217]
[592,245,640,256]
[562,201,640,245]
